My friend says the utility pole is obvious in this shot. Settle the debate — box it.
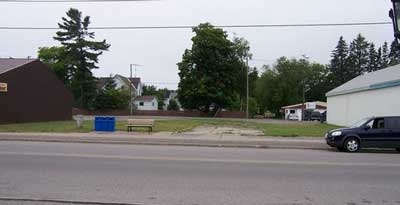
[130,64,133,116]
[246,58,249,120]
[129,63,143,116]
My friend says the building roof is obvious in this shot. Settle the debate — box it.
[326,64,400,97]
[97,77,113,90]
[281,101,327,109]
[0,58,36,75]
[135,95,157,102]
[129,77,141,89]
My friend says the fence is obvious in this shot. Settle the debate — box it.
[72,108,246,119]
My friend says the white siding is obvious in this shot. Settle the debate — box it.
[135,99,158,111]
[327,86,400,126]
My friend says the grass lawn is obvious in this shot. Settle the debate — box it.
[0,119,340,137]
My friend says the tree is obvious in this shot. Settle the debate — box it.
[167,99,180,111]
[54,8,110,109]
[255,57,328,115]
[38,46,70,86]
[367,43,379,72]
[177,23,241,112]
[380,42,390,69]
[389,40,400,66]
[93,78,130,110]
[347,34,369,78]
[329,36,349,87]
[233,36,253,111]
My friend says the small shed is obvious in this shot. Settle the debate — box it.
[0,58,73,124]
[134,96,158,111]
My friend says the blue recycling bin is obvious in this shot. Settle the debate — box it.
[94,116,115,132]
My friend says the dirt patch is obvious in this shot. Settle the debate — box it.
[183,126,264,137]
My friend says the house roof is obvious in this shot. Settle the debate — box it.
[281,101,327,109]
[129,77,141,89]
[0,58,36,75]
[135,95,157,102]
[326,64,400,97]
[97,77,113,90]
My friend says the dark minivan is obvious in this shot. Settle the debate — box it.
[326,116,400,152]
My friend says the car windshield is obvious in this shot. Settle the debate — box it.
[350,117,372,128]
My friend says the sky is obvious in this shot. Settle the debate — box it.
[0,0,395,89]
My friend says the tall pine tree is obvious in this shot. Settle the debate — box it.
[54,8,110,109]
[329,36,349,87]
[389,40,400,66]
[380,42,390,69]
[367,43,379,72]
[347,34,369,78]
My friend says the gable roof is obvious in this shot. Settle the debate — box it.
[326,64,400,97]
[129,77,141,89]
[135,95,157,102]
[97,77,113,90]
[0,58,36,75]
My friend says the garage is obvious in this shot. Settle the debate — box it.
[326,64,400,126]
[0,58,73,124]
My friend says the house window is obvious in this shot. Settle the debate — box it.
[152,102,155,106]
[139,102,144,106]
[290,110,296,114]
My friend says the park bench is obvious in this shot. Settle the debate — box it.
[126,119,155,132]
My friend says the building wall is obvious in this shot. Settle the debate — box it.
[0,60,73,124]
[327,86,400,126]
[134,99,158,111]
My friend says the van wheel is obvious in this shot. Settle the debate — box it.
[396,148,400,152]
[344,138,360,152]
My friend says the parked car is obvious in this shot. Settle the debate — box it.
[325,116,400,152]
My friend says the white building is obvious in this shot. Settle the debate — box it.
[282,102,327,121]
[326,65,400,126]
[134,96,158,111]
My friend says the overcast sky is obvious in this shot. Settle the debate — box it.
[0,0,394,89]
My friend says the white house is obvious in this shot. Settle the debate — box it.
[134,96,158,111]
[282,101,327,121]
[326,64,400,126]
[163,91,182,110]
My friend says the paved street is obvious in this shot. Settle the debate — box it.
[1,142,400,205]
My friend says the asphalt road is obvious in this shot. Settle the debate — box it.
[1,142,400,205]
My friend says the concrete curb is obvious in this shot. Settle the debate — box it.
[0,133,330,150]
[0,197,141,205]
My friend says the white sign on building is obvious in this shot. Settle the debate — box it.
[0,83,7,92]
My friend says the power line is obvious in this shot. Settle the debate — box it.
[0,0,154,2]
[0,22,392,30]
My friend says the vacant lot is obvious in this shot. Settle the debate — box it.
[0,119,340,137]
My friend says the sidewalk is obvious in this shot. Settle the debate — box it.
[0,131,330,150]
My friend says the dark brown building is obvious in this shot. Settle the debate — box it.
[0,58,73,124]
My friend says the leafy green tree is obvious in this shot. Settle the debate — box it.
[93,78,130,110]
[167,99,180,111]
[54,8,110,109]
[177,23,241,112]
[347,34,369,77]
[38,46,70,86]
[329,36,349,87]
[232,37,254,111]
[255,57,328,115]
